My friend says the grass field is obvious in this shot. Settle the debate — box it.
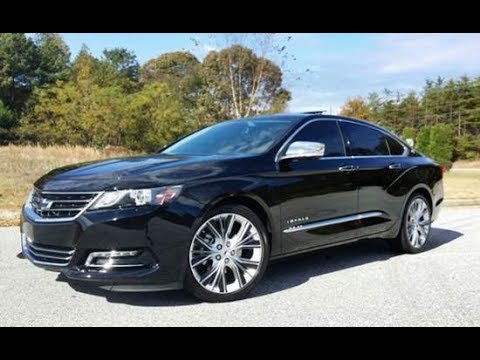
[0,145,132,226]
[0,145,479,226]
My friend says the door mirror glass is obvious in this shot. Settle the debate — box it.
[281,141,325,160]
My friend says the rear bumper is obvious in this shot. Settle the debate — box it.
[20,204,192,291]
[431,180,444,222]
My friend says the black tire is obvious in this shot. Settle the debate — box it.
[389,193,432,254]
[184,204,270,302]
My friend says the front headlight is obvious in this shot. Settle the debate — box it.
[89,185,183,210]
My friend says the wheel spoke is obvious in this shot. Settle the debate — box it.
[225,215,235,239]
[231,262,245,288]
[235,257,260,267]
[210,262,224,291]
[195,236,214,251]
[236,244,261,250]
[219,215,226,238]
[191,253,214,268]
[418,225,428,240]
[200,262,221,285]
[411,229,419,247]
[206,221,222,241]
[234,218,251,244]
[233,232,257,249]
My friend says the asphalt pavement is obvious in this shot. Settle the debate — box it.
[1,207,479,327]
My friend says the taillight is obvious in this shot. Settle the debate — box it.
[439,165,446,177]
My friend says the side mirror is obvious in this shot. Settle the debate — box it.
[280,141,325,161]
[406,138,415,147]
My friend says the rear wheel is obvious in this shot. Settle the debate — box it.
[184,204,269,302]
[390,194,432,253]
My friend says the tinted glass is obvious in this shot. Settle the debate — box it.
[290,120,345,157]
[163,119,294,156]
[340,122,390,156]
[387,136,405,155]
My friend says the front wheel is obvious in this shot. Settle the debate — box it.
[390,194,432,253]
[184,205,269,302]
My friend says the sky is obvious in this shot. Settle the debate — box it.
[60,33,480,114]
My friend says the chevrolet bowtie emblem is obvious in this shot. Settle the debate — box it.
[39,198,53,210]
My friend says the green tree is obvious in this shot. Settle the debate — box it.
[429,124,455,165]
[33,33,70,85]
[141,51,200,86]
[0,99,15,143]
[201,45,290,120]
[339,96,371,119]
[102,48,139,81]
[416,126,431,155]
[0,33,36,111]
[140,51,203,110]
[125,83,196,152]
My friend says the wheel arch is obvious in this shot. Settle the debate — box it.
[200,193,278,256]
[403,184,433,213]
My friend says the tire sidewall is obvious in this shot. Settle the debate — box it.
[184,204,270,302]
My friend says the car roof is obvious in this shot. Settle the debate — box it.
[243,112,409,146]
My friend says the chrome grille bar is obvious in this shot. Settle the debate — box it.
[27,189,103,222]
[22,235,75,267]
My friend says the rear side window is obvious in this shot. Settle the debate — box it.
[339,122,389,156]
[386,136,406,155]
[290,120,345,157]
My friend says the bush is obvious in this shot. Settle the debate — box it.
[429,124,455,166]
[414,124,455,166]
[454,134,480,160]
[415,126,431,154]
[401,127,416,142]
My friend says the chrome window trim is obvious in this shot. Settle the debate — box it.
[24,190,105,223]
[275,118,409,162]
[283,211,385,233]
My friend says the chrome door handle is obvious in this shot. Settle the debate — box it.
[388,163,402,170]
[338,165,359,172]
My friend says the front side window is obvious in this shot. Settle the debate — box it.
[288,120,345,157]
[386,136,406,155]
[163,118,296,156]
[339,122,390,156]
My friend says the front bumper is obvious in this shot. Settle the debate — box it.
[20,204,192,291]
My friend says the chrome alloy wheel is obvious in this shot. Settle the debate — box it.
[406,198,431,248]
[189,213,264,294]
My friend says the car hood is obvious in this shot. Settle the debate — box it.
[34,153,254,192]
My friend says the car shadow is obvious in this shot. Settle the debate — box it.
[58,227,462,306]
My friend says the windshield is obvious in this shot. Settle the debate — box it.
[162,119,296,156]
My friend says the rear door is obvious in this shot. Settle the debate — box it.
[338,120,407,237]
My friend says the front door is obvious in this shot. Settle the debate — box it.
[275,120,359,253]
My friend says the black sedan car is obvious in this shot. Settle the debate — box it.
[21,113,444,302]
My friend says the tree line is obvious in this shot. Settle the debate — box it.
[2,33,479,163]
[0,33,290,152]
[340,76,480,164]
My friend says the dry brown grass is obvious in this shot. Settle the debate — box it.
[452,159,480,169]
[0,145,134,225]
[443,169,480,201]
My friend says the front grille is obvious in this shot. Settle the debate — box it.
[30,189,99,220]
[23,238,75,267]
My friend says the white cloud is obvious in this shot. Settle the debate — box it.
[375,34,480,74]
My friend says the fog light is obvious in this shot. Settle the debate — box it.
[85,250,143,269]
